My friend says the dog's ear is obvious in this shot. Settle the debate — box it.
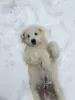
[38,26,46,33]
[38,28,43,32]
[21,32,26,43]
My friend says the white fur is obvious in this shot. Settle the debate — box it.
[21,25,65,100]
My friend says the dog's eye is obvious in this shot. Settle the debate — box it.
[27,35,30,38]
[34,33,38,35]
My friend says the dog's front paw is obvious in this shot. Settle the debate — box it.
[47,41,60,60]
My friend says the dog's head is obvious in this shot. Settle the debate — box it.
[21,25,47,46]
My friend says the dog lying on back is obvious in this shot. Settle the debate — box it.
[21,25,65,100]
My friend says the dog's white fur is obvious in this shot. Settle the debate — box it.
[21,25,65,100]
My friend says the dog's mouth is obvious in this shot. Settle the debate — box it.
[32,42,37,45]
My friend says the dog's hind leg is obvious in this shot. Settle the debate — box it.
[53,79,65,100]
[30,83,40,100]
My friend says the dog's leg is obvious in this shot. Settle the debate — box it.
[31,90,40,100]
[51,68,65,100]
[50,63,65,100]
[53,80,65,100]
[47,41,60,60]
[30,83,40,100]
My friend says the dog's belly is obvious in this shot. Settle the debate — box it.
[28,64,51,87]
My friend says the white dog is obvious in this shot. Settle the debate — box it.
[21,25,65,100]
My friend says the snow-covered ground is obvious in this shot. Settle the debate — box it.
[0,0,75,100]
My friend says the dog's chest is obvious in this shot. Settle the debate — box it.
[24,48,41,65]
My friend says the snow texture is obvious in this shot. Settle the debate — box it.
[0,0,75,100]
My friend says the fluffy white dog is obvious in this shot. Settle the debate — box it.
[21,25,65,100]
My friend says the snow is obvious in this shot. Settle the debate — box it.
[0,0,75,100]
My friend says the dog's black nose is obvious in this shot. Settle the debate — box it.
[31,39,36,45]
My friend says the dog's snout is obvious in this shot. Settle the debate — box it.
[31,39,36,45]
